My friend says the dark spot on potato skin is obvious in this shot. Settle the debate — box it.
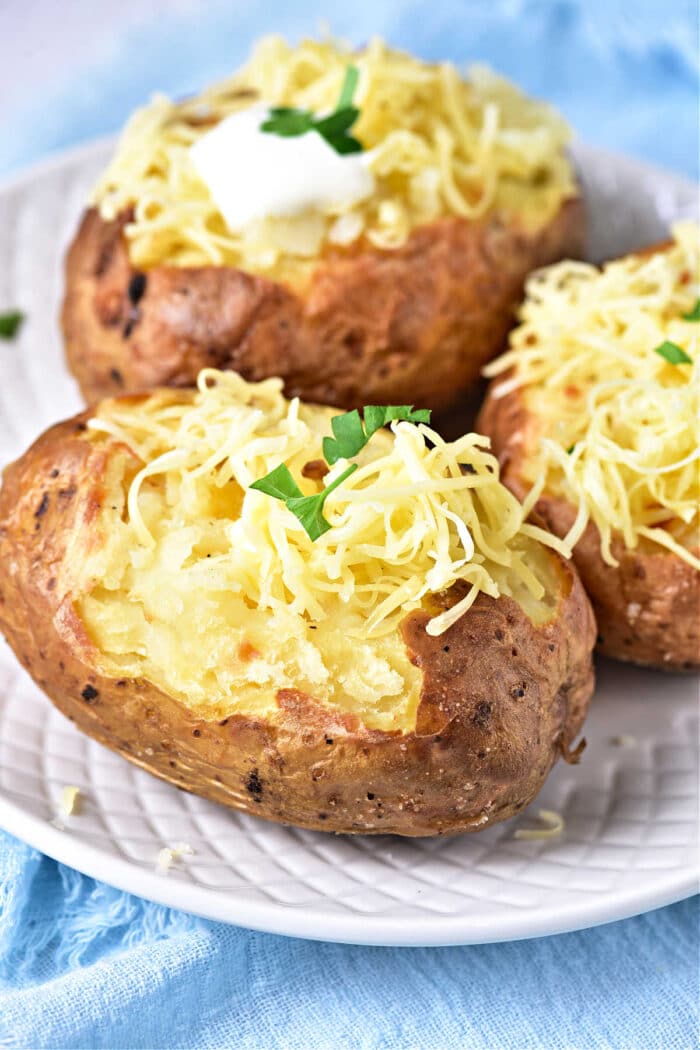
[110,367,124,386]
[58,486,77,501]
[127,272,147,304]
[366,792,375,800]
[245,768,263,799]
[192,728,201,737]
[495,629,504,641]
[34,493,50,520]
[49,468,60,478]
[472,701,492,728]
[47,577,56,591]
[81,684,99,703]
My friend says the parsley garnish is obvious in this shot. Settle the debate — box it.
[323,406,431,465]
[261,65,363,155]
[681,299,700,322]
[251,404,431,540]
[0,310,24,339]
[250,461,358,541]
[654,340,692,365]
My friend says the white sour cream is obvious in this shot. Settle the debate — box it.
[190,104,375,233]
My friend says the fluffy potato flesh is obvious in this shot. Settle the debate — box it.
[77,374,561,731]
[0,375,596,834]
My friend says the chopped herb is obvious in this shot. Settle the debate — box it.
[251,461,357,541]
[654,340,692,365]
[336,64,360,110]
[251,402,430,540]
[566,444,576,454]
[323,405,431,465]
[681,299,700,322]
[261,64,363,155]
[0,310,24,339]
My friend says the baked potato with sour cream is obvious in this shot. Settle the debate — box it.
[479,225,700,671]
[0,371,595,835]
[62,35,585,411]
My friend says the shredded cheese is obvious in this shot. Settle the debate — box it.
[60,786,81,817]
[484,222,700,569]
[156,842,194,872]
[77,370,564,730]
[92,35,575,281]
[514,808,565,840]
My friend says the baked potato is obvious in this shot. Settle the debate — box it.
[62,36,585,411]
[0,371,595,835]
[479,224,699,671]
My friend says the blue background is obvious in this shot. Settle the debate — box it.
[0,1,698,1047]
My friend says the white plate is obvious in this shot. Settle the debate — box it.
[0,140,697,947]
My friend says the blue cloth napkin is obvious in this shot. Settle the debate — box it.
[0,2,698,1047]
[0,831,697,1049]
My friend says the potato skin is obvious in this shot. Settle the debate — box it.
[0,410,595,836]
[61,200,584,411]
[478,382,700,672]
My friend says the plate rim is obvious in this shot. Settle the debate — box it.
[0,773,697,947]
[0,135,697,947]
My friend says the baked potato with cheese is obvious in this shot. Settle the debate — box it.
[62,36,585,411]
[479,225,700,671]
[0,371,595,835]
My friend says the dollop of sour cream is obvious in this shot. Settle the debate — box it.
[190,104,375,233]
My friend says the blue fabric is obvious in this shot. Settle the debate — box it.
[1,2,699,1047]
[0,831,698,1049]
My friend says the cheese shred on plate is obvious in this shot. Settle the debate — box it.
[484,222,700,570]
[91,35,575,279]
[87,370,563,643]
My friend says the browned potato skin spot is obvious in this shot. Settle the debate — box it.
[0,408,595,835]
[61,199,585,411]
[478,377,700,672]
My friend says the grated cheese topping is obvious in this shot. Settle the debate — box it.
[92,35,575,281]
[156,842,194,872]
[60,786,81,818]
[77,371,564,729]
[88,369,564,639]
[484,222,700,569]
[514,808,565,840]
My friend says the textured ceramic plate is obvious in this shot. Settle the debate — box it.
[0,140,697,947]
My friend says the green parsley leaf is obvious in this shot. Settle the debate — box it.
[249,462,302,501]
[286,463,358,540]
[681,299,700,322]
[260,108,314,137]
[566,443,576,455]
[250,461,358,541]
[654,340,692,365]
[260,64,363,155]
[0,310,24,339]
[323,405,432,464]
[363,405,432,438]
[336,65,360,110]
[250,402,430,540]
[313,106,363,155]
[323,410,366,465]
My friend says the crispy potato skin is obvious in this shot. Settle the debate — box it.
[61,200,585,411]
[0,410,595,835]
[478,382,700,672]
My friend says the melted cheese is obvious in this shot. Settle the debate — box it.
[77,371,562,729]
[92,35,575,282]
[484,222,700,569]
